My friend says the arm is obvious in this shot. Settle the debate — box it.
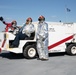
[29,24,35,33]
[0,17,7,25]
[22,24,35,34]
[22,24,35,37]
[43,23,48,39]
[37,22,48,41]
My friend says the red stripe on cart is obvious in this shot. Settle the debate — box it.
[48,35,74,50]
[0,48,1,52]
[1,39,6,47]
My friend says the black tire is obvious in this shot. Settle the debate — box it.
[23,45,37,59]
[66,44,76,55]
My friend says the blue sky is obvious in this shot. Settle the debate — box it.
[0,0,76,31]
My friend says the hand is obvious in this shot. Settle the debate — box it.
[0,17,3,21]
[42,38,45,41]
[11,27,14,30]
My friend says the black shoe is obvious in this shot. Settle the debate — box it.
[10,45,14,48]
[10,45,18,48]
[37,58,41,60]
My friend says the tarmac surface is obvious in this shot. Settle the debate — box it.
[0,51,76,75]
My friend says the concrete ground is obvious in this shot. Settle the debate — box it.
[0,51,76,75]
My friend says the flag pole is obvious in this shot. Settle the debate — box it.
[65,5,71,23]
[65,5,67,23]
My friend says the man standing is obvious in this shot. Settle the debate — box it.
[37,15,48,60]
[11,17,35,47]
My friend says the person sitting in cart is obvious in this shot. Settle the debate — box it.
[11,17,35,47]
[0,16,19,33]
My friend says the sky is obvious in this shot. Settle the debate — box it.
[0,0,76,31]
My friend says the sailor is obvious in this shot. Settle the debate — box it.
[0,16,18,32]
[37,15,48,60]
[11,17,35,47]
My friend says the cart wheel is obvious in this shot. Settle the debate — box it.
[23,45,37,59]
[66,44,76,55]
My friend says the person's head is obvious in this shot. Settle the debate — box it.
[26,17,32,25]
[11,20,17,26]
[38,15,45,22]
